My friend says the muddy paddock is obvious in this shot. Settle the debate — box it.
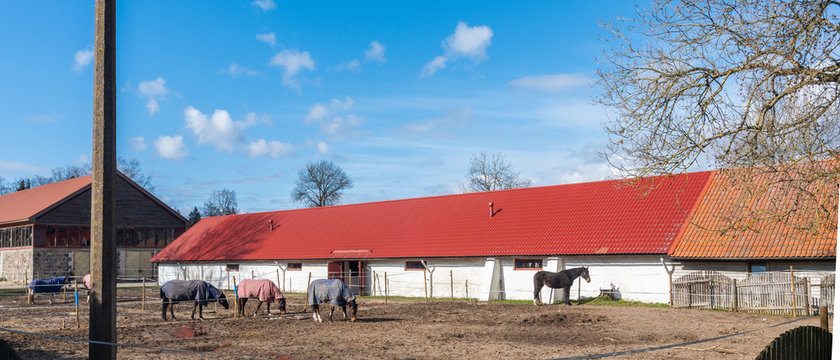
[0,287,825,359]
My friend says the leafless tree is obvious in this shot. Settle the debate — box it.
[292,160,353,207]
[597,0,839,233]
[118,157,154,192]
[465,152,531,192]
[202,188,239,217]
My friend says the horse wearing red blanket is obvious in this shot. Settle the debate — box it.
[237,279,286,317]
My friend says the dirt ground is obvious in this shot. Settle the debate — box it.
[0,287,826,359]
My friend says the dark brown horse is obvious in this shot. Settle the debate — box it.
[533,267,590,305]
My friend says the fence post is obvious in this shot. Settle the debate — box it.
[305,272,312,311]
[731,279,737,312]
[806,278,813,316]
[790,266,797,316]
[465,279,469,299]
[450,270,454,300]
[710,281,715,310]
[423,272,428,301]
[233,277,239,318]
[821,305,829,330]
[372,271,376,296]
[141,277,146,311]
[384,272,388,306]
[74,280,80,328]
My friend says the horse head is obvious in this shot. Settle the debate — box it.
[217,293,230,309]
[581,267,591,283]
[277,297,287,314]
[348,299,358,322]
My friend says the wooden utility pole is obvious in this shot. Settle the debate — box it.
[90,0,118,358]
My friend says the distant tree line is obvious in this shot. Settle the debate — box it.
[0,157,154,196]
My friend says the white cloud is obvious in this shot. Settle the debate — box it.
[223,63,260,77]
[421,56,448,78]
[0,160,46,174]
[305,103,329,123]
[27,114,62,124]
[251,0,276,11]
[304,97,362,135]
[247,139,294,158]
[269,49,315,89]
[138,77,170,116]
[421,22,493,77]
[184,106,258,152]
[317,141,329,154]
[401,107,472,135]
[332,59,361,72]
[256,32,276,46]
[154,135,188,161]
[445,22,493,59]
[364,41,386,63]
[323,114,363,134]
[130,136,146,151]
[508,74,592,92]
[73,154,89,165]
[73,47,94,72]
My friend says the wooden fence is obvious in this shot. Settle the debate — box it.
[672,271,812,316]
[672,271,733,310]
[755,325,831,360]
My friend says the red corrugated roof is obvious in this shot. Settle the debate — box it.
[151,171,712,262]
[0,176,91,225]
[670,164,838,259]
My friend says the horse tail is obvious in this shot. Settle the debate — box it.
[533,271,545,303]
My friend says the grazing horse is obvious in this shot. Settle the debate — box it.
[28,277,68,304]
[236,279,286,317]
[160,280,229,321]
[533,267,590,305]
[308,279,357,322]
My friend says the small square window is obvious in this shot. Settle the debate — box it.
[405,261,426,271]
[515,259,542,270]
[288,263,302,271]
[748,262,767,273]
[226,264,239,272]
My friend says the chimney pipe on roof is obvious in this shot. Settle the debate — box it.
[489,202,494,217]
[269,219,274,231]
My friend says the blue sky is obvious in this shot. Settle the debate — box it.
[0,1,640,214]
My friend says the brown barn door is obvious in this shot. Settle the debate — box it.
[328,262,344,282]
[72,251,90,277]
[124,251,154,280]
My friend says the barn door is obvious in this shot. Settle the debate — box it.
[327,262,344,281]
[125,251,154,280]
[72,251,90,277]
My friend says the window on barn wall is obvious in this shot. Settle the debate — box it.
[80,227,90,246]
[287,263,302,271]
[226,264,239,272]
[748,262,768,274]
[405,261,426,271]
[514,259,542,270]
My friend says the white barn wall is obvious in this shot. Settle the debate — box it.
[367,259,487,299]
[562,256,671,304]
[157,262,329,293]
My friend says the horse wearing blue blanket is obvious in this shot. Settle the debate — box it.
[28,277,67,304]
[308,279,357,322]
[160,280,229,321]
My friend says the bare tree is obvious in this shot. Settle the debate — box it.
[597,0,839,232]
[0,176,12,195]
[292,160,353,207]
[118,157,154,192]
[465,152,531,192]
[202,188,239,217]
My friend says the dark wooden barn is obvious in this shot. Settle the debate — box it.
[0,172,186,283]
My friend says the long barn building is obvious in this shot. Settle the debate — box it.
[151,168,837,304]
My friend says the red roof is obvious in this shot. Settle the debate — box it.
[151,171,712,262]
[0,176,91,225]
[670,165,838,259]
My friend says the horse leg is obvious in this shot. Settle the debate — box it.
[191,302,197,320]
[342,305,348,321]
[169,298,176,320]
[533,272,543,305]
[329,305,335,322]
[161,298,169,320]
[199,303,204,320]
[253,301,262,317]
[266,301,271,316]
[564,287,571,306]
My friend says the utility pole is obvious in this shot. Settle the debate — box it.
[90,0,117,358]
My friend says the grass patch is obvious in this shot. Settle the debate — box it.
[575,296,669,308]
